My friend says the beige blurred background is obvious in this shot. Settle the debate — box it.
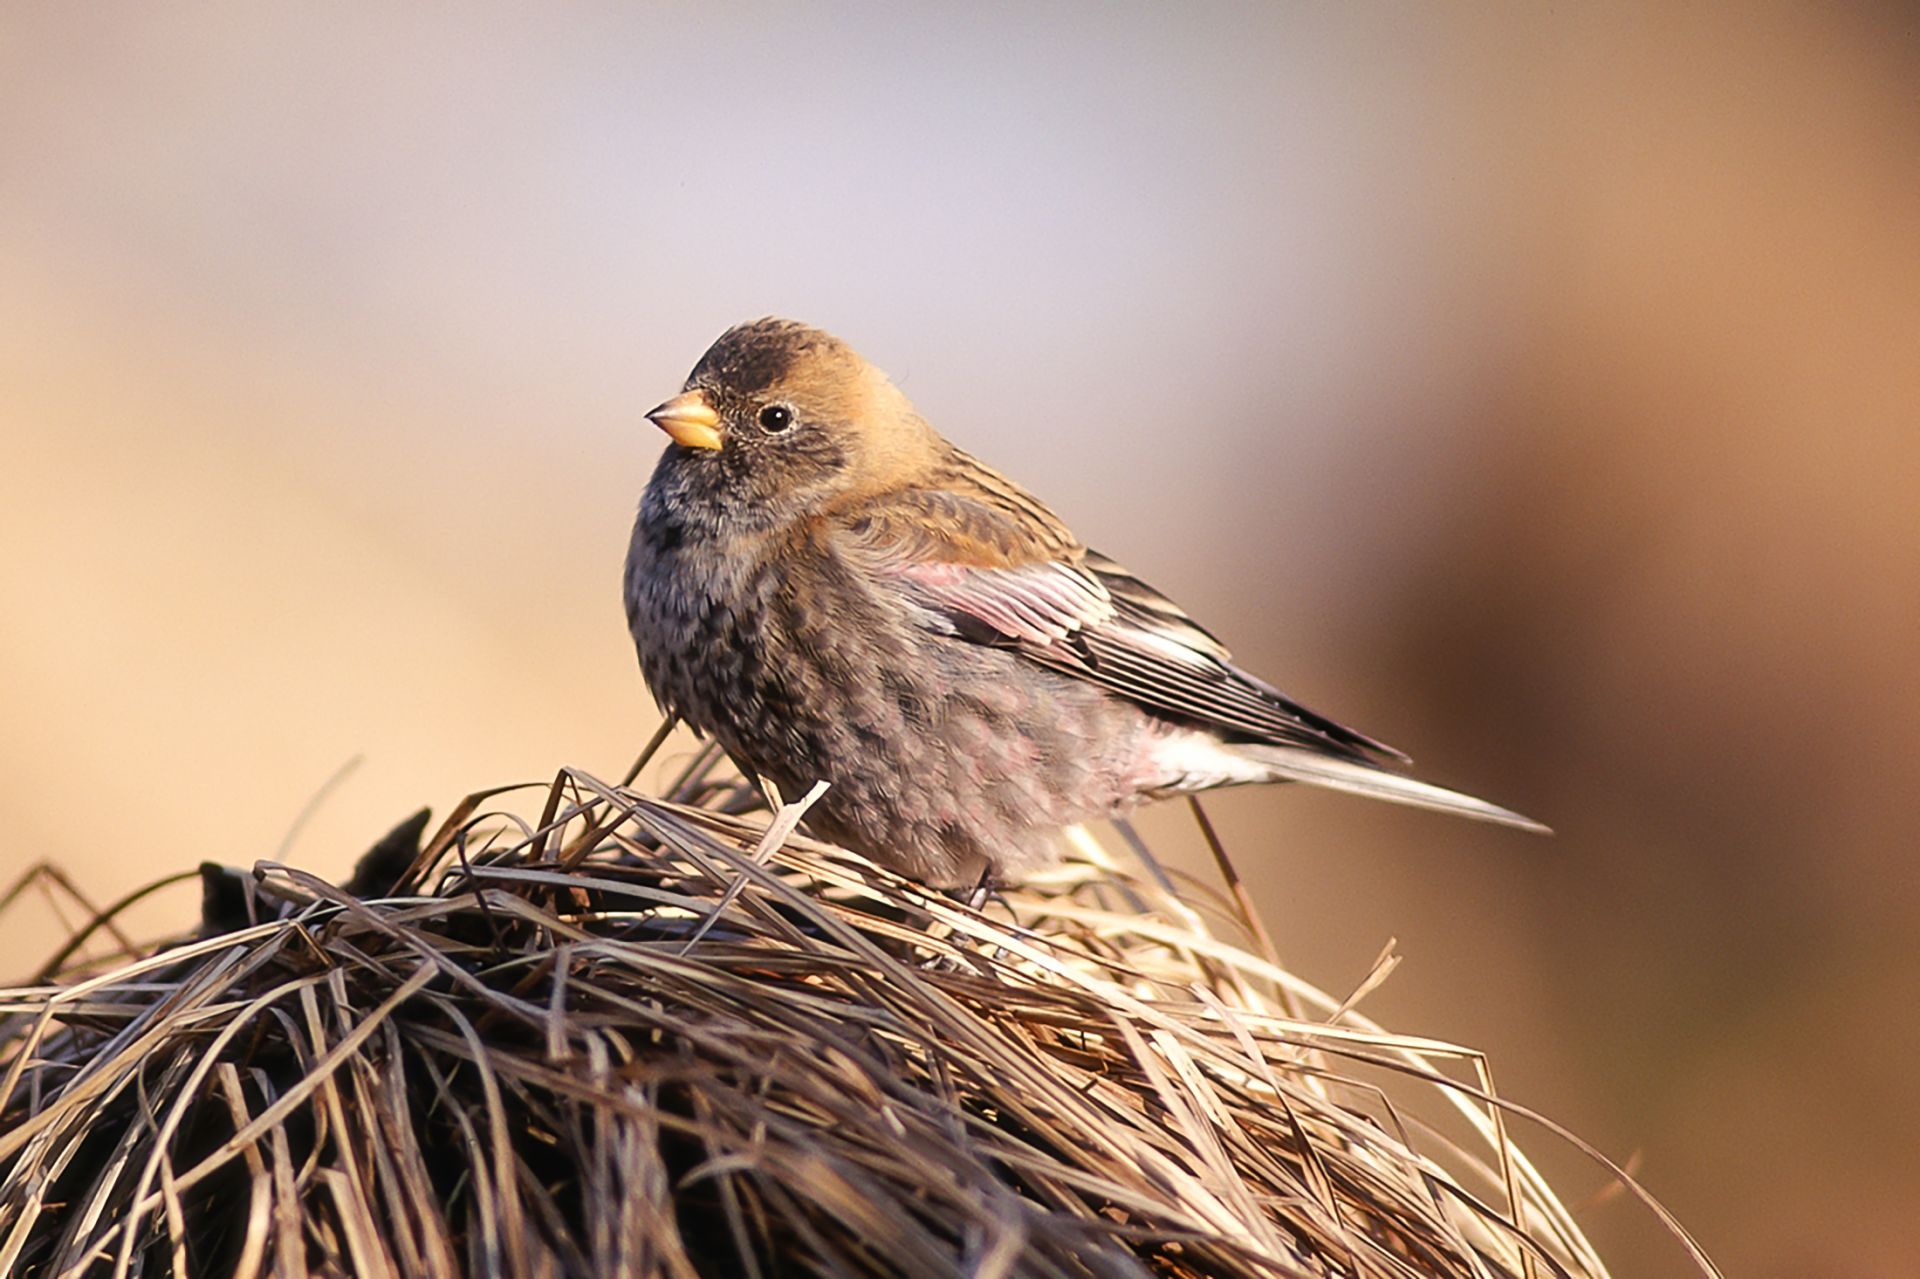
[4,5,1915,1274]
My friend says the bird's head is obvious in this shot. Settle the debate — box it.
[643,318,942,531]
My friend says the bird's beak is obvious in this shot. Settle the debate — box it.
[645,391,723,451]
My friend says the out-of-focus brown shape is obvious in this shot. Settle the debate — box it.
[1370,9,1920,1275]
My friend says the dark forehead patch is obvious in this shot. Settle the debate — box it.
[689,318,834,396]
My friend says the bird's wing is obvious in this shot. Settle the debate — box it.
[837,466,1405,764]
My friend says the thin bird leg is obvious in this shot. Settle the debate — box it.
[963,864,997,912]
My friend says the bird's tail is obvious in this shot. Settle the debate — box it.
[1244,745,1551,834]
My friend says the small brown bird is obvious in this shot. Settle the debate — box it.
[625,319,1545,887]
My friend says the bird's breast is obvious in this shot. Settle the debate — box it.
[627,513,889,759]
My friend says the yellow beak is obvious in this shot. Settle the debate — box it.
[645,390,723,451]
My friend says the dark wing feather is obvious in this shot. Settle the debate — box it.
[838,465,1406,765]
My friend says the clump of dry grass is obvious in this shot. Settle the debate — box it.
[0,750,1715,1278]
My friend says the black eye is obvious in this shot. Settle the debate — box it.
[757,404,794,433]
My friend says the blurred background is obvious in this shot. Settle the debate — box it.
[3,4,1915,1273]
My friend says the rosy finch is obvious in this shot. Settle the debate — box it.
[625,319,1544,887]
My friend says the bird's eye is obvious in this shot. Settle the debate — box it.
[757,404,794,434]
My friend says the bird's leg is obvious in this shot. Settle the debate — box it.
[963,864,997,912]
[917,866,1007,972]
[935,864,998,913]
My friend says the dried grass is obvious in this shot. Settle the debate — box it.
[0,748,1717,1278]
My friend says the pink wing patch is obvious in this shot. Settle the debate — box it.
[892,559,1115,648]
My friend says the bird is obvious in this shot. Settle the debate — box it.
[624,318,1546,888]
